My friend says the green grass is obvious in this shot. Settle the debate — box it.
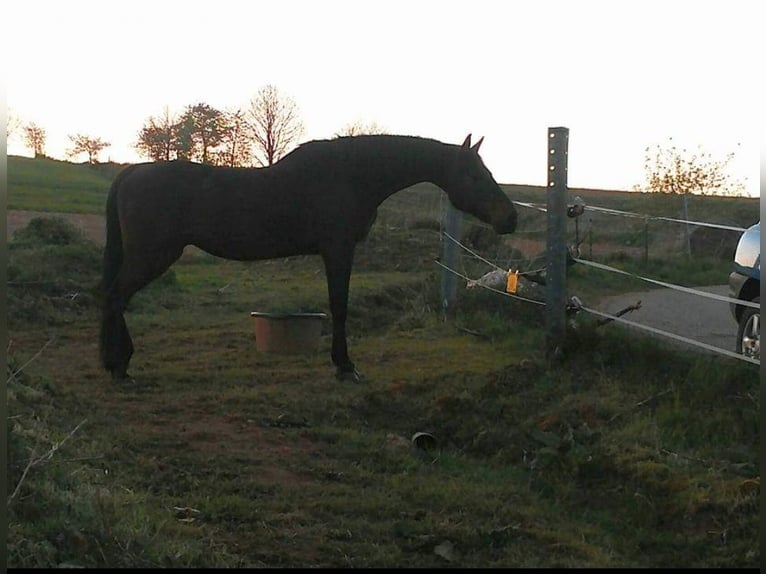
[6,161,759,568]
[6,214,759,568]
[7,156,123,214]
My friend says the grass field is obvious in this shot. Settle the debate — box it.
[6,157,760,568]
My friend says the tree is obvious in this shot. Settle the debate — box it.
[636,138,746,256]
[136,103,228,164]
[135,107,178,161]
[636,138,746,197]
[23,122,47,158]
[335,119,388,137]
[247,84,304,166]
[66,133,111,164]
[213,109,254,167]
[177,102,227,164]
[7,108,21,140]
[173,114,196,161]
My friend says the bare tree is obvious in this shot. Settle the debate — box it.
[247,84,304,166]
[23,122,47,158]
[66,133,111,164]
[335,119,388,137]
[135,107,178,161]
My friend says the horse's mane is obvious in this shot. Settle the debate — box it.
[278,134,449,169]
[304,134,443,149]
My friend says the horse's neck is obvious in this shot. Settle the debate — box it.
[352,138,451,206]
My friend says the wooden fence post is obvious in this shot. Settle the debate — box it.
[440,201,463,318]
[545,127,569,360]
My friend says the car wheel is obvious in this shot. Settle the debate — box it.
[737,296,759,360]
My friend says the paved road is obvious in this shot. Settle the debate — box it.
[596,284,738,357]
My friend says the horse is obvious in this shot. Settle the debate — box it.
[99,134,518,383]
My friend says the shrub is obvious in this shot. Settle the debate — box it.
[12,216,87,248]
[8,218,102,325]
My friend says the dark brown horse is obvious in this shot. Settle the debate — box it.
[100,134,518,382]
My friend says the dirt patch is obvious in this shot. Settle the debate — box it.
[7,210,106,245]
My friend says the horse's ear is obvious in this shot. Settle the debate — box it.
[471,136,484,154]
[461,134,472,149]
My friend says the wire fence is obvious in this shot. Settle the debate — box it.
[361,167,759,366]
[377,189,745,278]
[430,197,759,366]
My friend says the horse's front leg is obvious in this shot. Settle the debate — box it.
[321,247,363,383]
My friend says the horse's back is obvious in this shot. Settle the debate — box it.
[111,161,208,198]
[110,161,323,259]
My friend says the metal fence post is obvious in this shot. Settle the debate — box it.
[440,201,463,318]
[681,192,691,258]
[643,216,649,265]
[545,127,569,360]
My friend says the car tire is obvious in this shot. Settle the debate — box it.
[736,296,759,360]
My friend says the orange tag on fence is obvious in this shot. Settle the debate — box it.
[506,270,519,294]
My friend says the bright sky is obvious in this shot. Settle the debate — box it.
[6,0,761,197]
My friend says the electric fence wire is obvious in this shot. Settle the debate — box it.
[435,203,759,365]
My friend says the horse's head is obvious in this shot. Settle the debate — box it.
[442,134,518,234]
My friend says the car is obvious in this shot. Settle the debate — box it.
[728,221,760,360]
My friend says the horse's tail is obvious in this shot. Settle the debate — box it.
[99,168,128,368]
[101,171,127,298]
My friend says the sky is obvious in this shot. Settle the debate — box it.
[5,0,761,197]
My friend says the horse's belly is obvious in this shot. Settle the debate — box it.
[192,230,318,261]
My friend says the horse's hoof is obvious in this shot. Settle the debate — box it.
[336,368,364,383]
[111,371,134,383]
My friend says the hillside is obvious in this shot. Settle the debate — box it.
[7,156,126,214]
[8,155,759,226]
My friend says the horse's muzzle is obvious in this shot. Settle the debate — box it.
[492,209,518,234]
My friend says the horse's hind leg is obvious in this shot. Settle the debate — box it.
[101,246,183,381]
[101,308,133,380]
